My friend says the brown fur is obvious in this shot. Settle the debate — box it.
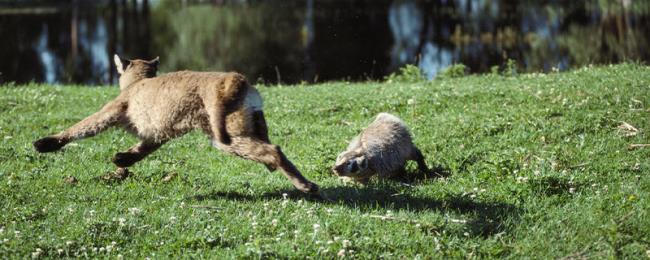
[33,55,318,194]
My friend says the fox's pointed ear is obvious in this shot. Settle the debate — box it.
[149,56,160,69]
[114,54,129,74]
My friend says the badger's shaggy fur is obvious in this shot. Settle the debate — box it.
[332,113,428,183]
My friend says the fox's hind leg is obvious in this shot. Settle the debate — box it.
[252,110,271,143]
[221,137,319,194]
[251,110,276,171]
[112,140,166,167]
[33,100,126,153]
[206,74,249,145]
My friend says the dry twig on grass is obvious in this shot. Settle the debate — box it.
[628,144,650,150]
[617,121,640,137]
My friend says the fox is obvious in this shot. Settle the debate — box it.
[332,113,428,184]
[32,54,319,194]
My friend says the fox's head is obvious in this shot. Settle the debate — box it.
[332,150,369,178]
[113,54,159,90]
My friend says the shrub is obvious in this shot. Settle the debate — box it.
[438,63,468,79]
[385,64,425,83]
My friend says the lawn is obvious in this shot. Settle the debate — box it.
[0,64,649,258]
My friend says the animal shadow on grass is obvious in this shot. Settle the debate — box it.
[189,179,519,238]
[389,164,452,184]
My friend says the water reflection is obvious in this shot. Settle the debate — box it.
[0,0,648,85]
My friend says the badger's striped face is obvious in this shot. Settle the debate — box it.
[332,151,368,177]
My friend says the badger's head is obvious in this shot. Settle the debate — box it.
[113,54,159,90]
[332,150,370,178]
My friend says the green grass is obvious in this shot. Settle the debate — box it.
[1,64,649,258]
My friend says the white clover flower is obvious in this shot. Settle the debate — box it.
[32,249,42,258]
[313,224,321,231]
[128,208,141,215]
[337,249,346,257]
[342,240,351,248]
[271,219,278,226]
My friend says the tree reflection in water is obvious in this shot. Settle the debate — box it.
[0,0,648,84]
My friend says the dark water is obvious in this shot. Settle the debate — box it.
[1,0,649,85]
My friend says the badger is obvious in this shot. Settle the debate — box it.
[332,113,428,183]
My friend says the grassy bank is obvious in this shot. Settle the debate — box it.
[0,64,649,258]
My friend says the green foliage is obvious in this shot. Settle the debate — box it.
[438,63,468,79]
[385,64,426,83]
[489,59,519,76]
[504,59,518,76]
[150,2,304,82]
[0,64,649,258]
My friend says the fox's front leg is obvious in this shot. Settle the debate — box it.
[112,140,165,167]
[33,100,126,153]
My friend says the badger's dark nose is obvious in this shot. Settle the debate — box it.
[349,161,359,172]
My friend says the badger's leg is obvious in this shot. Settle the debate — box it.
[411,148,429,172]
[112,140,165,167]
[33,100,126,153]
[222,137,319,194]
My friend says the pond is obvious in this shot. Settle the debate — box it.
[1,0,649,85]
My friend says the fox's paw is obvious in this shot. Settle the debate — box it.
[33,137,66,153]
[297,181,320,195]
[112,152,139,167]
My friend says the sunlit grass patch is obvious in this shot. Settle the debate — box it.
[0,64,649,258]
